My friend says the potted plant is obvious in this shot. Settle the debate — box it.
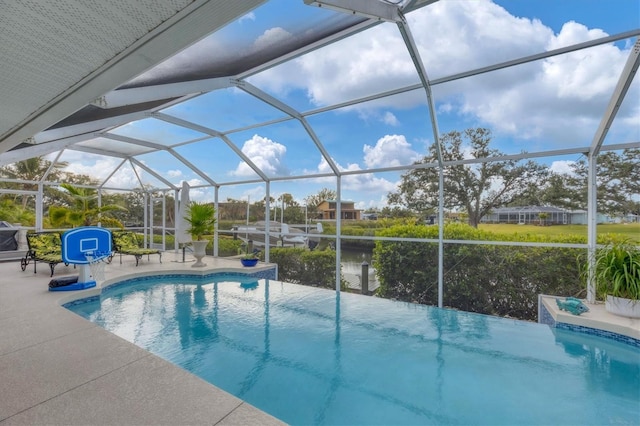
[593,241,640,318]
[239,242,260,267]
[185,202,216,267]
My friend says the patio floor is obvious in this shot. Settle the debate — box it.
[0,251,284,425]
[2,247,637,425]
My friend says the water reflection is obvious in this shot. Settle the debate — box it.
[554,328,640,400]
[79,278,640,425]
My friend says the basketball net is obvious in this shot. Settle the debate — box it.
[85,252,108,283]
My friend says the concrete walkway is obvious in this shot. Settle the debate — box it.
[0,252,284,425]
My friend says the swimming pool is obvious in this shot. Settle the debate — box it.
[67,274,640,425]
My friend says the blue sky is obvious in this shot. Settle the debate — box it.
[57,0,640,210]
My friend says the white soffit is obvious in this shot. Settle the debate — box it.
[0,0,265,155]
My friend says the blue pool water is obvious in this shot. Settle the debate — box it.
[68,274,640,425]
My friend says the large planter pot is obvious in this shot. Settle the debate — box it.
[191,240,209,267]
[605,295,640,318]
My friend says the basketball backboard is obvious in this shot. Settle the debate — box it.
[62,226,112,264]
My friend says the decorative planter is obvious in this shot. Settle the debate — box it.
[191,240,209,267]
[605,295,640,319]
[241,258,258,267]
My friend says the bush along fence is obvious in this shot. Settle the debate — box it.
[372,223,619,321]
[268,247,348,290]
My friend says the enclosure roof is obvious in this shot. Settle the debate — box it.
[0,0,638,199]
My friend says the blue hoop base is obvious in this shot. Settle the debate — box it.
[49,281,96,291]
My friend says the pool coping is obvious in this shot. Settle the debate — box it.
[538,295,640,348]
[0,254,285,425]
[55,264,278,307]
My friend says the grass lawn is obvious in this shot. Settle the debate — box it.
[479,223,640,242]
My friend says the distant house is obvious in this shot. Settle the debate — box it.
[316,200,361,220]
[568,210,616,225]
[481,206,570,225]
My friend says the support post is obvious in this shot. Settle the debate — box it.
[361,262,369,295]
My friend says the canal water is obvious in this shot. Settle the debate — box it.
[340,249,379,291]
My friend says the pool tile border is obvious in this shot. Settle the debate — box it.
[63,268,277,309]
[539,301,640,349]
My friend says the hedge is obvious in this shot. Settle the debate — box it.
[373,223,615,321]
[268,247,346,289]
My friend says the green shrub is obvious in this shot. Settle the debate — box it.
[217,237,243,257]
[269,247,345,289]
[374,223,588,321]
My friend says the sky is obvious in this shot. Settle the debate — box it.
[54,0,640,211]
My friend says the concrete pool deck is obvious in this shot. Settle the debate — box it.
[0,252,285,425]
[3,249,639,425]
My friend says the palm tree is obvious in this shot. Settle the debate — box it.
[48,183,127,228]
[0,157,68,208]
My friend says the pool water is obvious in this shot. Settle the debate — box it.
[68,275,640,425]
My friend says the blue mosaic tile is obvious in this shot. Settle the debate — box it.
[64,268,277,308]
[539,303,556,327]
[556,322,640,349]
[63,295,99,308]
[539,301,639,349]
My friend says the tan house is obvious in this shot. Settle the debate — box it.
[316,200,361,220]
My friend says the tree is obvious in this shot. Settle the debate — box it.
[304,188,337,209]
[0,157,68,209]
[0,199,35,225]
[48,183,126,228]
[379,206,414,219]
[277,193,305,223]
[563,149,640,217]
[537,172,584,211]
[388,128,548,228]
[538,212,549,225]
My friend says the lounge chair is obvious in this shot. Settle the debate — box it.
[110,231,162,266]
[21,231,67,276]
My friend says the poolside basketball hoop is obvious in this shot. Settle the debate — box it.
[51,227,112,291]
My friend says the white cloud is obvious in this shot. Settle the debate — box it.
[310,156,397,193]
[232,134,288,177]
[238,12,255,23]
[253,27,293,51]
[54,151,140,189]
[382,111,399,126]
[249,0,637,147]
[167,169,182,178]
[549,160,576,175]
[363,134,421,168]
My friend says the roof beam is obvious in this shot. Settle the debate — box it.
[235,81,342,176]
[101,133,216,185]
[303,0,402,22]
[0,133,95,167]
[92,77,233,109]
[431,29,640,86]
[0,0,266,155]
[152,112,270,181]
[130,158,176,190]
[167,148,218,187]
[69,145,129,159]
[98,158,130,189]
[34,111,151,145]
[101,133,168,151]
[590,38,640,156]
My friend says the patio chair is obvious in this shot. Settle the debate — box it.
[110,231,162,266]
[21,231,67,276]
